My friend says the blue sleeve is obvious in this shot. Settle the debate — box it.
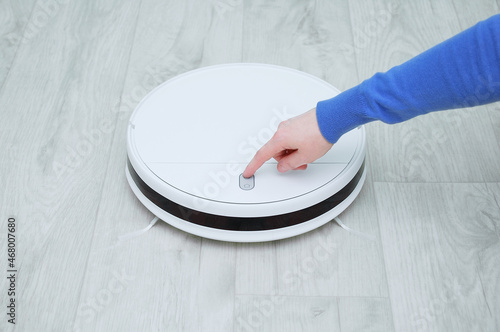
[316,14,500,143]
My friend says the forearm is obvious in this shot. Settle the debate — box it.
[317,14,500,143]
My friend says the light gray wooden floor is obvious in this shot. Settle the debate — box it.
[1,0,499,331]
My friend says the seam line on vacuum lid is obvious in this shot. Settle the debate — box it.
[137,159,358,206]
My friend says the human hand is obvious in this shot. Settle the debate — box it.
[242,108,333,178]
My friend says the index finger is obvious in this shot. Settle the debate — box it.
[242,138,281,178]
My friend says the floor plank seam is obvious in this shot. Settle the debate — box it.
[234,294,391,299]
[371,175,397,332]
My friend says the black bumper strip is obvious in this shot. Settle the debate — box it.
[127,159,365,231]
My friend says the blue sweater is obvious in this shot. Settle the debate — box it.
[316,14,500,143]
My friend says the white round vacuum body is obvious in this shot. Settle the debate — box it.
[126,63,366,242]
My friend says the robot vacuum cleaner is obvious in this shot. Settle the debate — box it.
[126,63,366,242]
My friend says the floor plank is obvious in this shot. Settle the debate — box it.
[197,240,237,331]
[236,242,278,295]
[374,182,499,332]
[0,0,142,330]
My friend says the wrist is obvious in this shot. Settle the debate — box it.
[316,84,370,143]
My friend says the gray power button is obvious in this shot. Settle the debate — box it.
[239,174,255,190]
